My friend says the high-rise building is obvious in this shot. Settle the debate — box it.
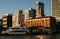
[23,8,36,23]
[36,1,45,18]
[2,14,12,27]
[52,0,60,22]
[12,10,24,27]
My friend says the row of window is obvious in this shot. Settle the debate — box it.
[26,19,50,27]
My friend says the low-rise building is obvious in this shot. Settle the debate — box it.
[26,16,56,30]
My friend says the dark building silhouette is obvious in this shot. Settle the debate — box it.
[0,19,2,27]
[29,8,36,18]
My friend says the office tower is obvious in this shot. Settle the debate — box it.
[52,0,60,22]
[23,8,36,23]
[36,1,45,18]
[2,14,12,27]
[12,10,24,27]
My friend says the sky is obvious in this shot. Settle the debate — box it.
[0,0,52,19]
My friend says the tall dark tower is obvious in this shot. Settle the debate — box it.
[36,1,45,18]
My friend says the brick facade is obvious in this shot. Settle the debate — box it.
[25,17,56,30]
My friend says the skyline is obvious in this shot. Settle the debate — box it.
[0,0,51,19]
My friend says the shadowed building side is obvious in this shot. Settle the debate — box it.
[23,8,36,24]
[2,14,12,27]
[0,19,2,27]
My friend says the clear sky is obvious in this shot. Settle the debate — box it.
[0,0,52,18]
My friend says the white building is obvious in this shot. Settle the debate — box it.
[12,10,24,27]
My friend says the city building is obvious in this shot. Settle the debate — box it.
[26,16,56,29]
[52,0,60,22]
[2,14,12,27]
[36,1,45,18]
[25,1,56,30]
[12,10,24,27]
[23,8,36,23]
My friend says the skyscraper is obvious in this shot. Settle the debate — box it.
[12,10,24,27]
[36,1,45,18]
[52,0,60,22]
[23,8,36,23]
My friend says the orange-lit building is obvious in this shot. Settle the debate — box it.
[25,1,56,31]
[26,16,56,28]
